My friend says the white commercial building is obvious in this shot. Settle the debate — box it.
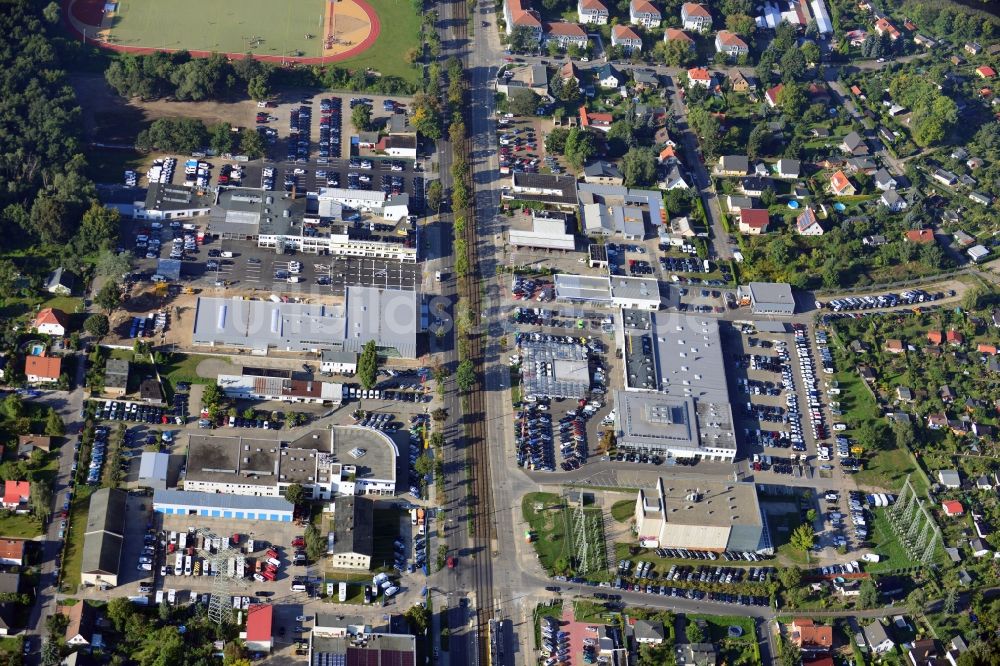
[554,274,662,310]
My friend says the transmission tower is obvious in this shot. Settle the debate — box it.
[571,501,593,574]
[197,530,249,625]
[884,476,942,565]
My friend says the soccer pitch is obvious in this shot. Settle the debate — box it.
[107,0,327,58]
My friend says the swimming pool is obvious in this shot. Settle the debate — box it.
[30,344,44,356]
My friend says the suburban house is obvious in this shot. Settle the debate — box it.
[45,267,74,296]
[664,28,695,48]
[840,131,868,155]
[885,339,905,354]
[776,158,800,178]
[633,620,666,644]
[933,169,958,186]
[765,83,783,107]
[969,191,992,206]
[658,145,678,164]
[796,208,823,236]
[1,481,29,512]
[938,469,961,489]
[741,177,770,196]
[927,330,943,345]
[880,189,907,212]
[942,500,964,517]
[905,229,935,244]
[629,0,662,27]
[976,65,996,79]
[584,161,625,185]
[560,60,581,83]
[676,644,718,666]
[32,308,69,337]
[715,30,749,58]
[661,165,690,190]
[738,209,770,235]
[502,0,542,38]
[244,604,274,652]
[846,156,877,174]
[874,17,900,40]
[579,107,614,131]
[726,195,755,213]
[729,69,757,92]
[0,540,25,566]
[909,640,946,666]
[18,435,52,454]
[104,358,130,397]
[543,21,589,48]
[717,155,749,176]
[25,355,61,384]
[829,171,856,196]
[863,622,896,654]
[378,135,417,160]
[597,63,622,88]
[611,24,644,53]
[874,168,897,190]
[789,619,833,654]
[687,67,712,88]
[969,244,991,263]
[577,0,609,23]
[64,603,97,647]
[680,2,712,31]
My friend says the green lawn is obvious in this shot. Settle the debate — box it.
[866,508,922,574]
[332,0,421,83]
[60,485,96,595]
[159,353,213,397]
[610,500,634,523]
[0,513,44,539]
[522,493,571,574]
[687,614,759,664]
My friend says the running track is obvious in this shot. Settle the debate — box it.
[63,0,381,65]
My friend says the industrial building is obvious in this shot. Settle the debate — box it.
[218,367,344,404]
[520,340,591,400]
[553,274,662,310]
[508,211,577,251]
[615,310,737,462]
[634,478,772,553]
[329,496,374,570]
[81,488,127,588]
[182,427,398,499]
[506,173,579,207]
[132,183,212,221]
[191,286,422,357]
[577,183,666,238]
[736,282,796,315]
[153,489,295,522]
[138,452,170,490]
[310,616,416,665]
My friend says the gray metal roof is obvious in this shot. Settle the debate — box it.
[748,282,794,307]
[192,297,347,351]
[343,286,419,358]
[153,489,294,513]
[138,452,169,482]
[520,340,590,399]
[554,274,612,303]
[81,488,127,577]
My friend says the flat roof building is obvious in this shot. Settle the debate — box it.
[153,489,295,522]
[104,359,130,397]
[613,390,736,461]
[218,368,344,405]
[737,281,795,315]
[554,274,661,310]
[635,478,771,553]
[507,173,579,207]
[508,211,577,251]
[520,340,591,399]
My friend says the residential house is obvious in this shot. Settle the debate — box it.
[65,603,97,646]
[874,17,900,40]
[611,24,644,53]
[18,435,52,454]
[884,339,905,354]
[583,161,625,185]
[846,29,867,46]
[913,33,936,48]
[896,386,914,402]
[632,70,660,89]
[927,412,948,430]
[940,385,956,402]
[978,343,997,355]
[33,308,69,337]
[938,469,961,489]
[905,229,935,244]
[715,30,748,58]
[789,619,833,654]
[881,189,907,212]
[968,244,990,263]
[597,63,622,89]
[502,0,542,38]
[661,165,690,190]
[840,131,868,155]
[633,620,665,644]
[579,107,613,131]
[741,177,770,196]
[864,621,896,654]
[927,330,943,345]
[738,209,770,234]
[969,191,992,205]
[1,481,29,512]
[863,234,887,246]
[946,637,969,666]
[560,60,581,84]
[577,0,609,24]
[776,159,800,178]
[977,66,996,79]
[765,83,783,108]
[729,69,757,92]
[830,171,856,196]
[675,643,718,666]
[970,538,990,557]
[909,640,946,666]
[680,2,711,31]
[874,168,897,190]
[726,195,754,213]
[846,156,877,174]
[965,41,982,55]
[0,540,24,566]
[104,358,129,397]
[946,330,963,345]
[544,22,589,48]
[629,0,661,27]
[942,500,964,517]
[45,267,74,296]
[796,207,823,236]
[25,355,61,384]
[664,28,695,48]
[933,169,958,186]
[717,155,749,176]
[687,67,712,88]
[658,145,678,164]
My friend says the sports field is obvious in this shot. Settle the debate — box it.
[107,0,328,57]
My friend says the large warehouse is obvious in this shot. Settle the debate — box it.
[634,478,772,554]
[615,310,737,462]
[81,488,127,588]
[191,286,423,357]
[153,489,295,522]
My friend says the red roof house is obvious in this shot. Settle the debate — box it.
[765,83,784,108]
[977,66,996,79]
[905,229,935,244]
[977,343,997,355]
[0,539,25,566]
[32,308,69,337]
[942,500,964,516]
[25,356,61,384]
[244,604,273,651]
[2,481,29,511]
[946,330,964,345]
[927,330,943,345]
[738,209,770,234]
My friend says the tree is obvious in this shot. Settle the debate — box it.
[510,25,539,53]
[801,41,820,64]
[622,147,657,187]
[352,104,373,132]
[404,604,431,634]
[106,597,136,631]
[29,481,51,522]
[45,408,65,437]
[84,314,110,338]
[777,82,807,116]
[508,88,540,117]
[789,523,815,551]
[907,588,927,617]
[223,641,249,666]
[779,638,801,666]
[411,94,443,139]
[136,117,209,153]
[247,74,270,101]
[858,579,879,609]
[780,47,806,81]
[358,340,379,389]
[456,359,476,392]
[559,77,581,105]
[95,281,122,313]
[545,127,570,154]
[805,508,817,523]
[432,407,448,421]
[725,13,755,36]
[414,453,433,477]
[209,122,234,155]
[564,127,597,169]
[96,249,133,278]
[77,204,120,254]
[685,622,706,643]
[943,586,958,615]
[239,129,266,159]
[687,107,722,157]
[777,566,801,590]
[304,523,325,561]
[43,1,60,23]
[660,38,695,67]
[427,180,443,213]
[284,483,306,507]
[747,123,769,160]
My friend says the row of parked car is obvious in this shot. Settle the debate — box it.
[99,400,176,425]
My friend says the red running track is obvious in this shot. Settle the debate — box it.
[64,0,381,65]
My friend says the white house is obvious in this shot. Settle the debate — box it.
[680,2,712,31]
[32,308,68,337]
[543,21,589,48]
[321,350,358,375]
[714,30,748,58]
[611,24,644,53]
[863,622,895,655]
[796,207,823,236]
[577,0,609,24]
[597,64,622,88]
[687,67,712,88]
[630,0,661,27]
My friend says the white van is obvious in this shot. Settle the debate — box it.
[287,276,302,284]
[435,271,442,282]
[221,251,234,258]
